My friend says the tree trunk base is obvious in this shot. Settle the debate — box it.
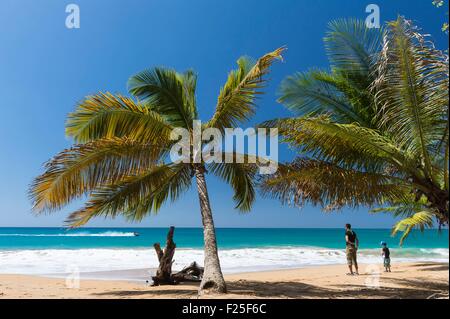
[199,274,227,294]
[172,262,204,283]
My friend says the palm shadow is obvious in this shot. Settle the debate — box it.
[92,277,447,299]
[92,282,200,298]
[412,263,449,272]
[229,276,448,299]
[91,263,448,299]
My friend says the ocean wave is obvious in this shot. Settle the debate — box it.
[0,247,447,275]
[0,231,136,237]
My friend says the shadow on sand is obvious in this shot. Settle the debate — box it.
[92,263,449,299]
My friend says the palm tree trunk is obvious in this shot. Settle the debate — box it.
[427,189,449,224]
[194,165,227,294]
[415,177,449,224]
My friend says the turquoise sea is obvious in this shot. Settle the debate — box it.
[0,228,448,275]
[0,227,448,249]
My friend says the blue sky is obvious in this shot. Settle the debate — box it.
[0,0,448,228]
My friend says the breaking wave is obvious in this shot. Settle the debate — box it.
[0,247,447,275]
[0,231,136,237]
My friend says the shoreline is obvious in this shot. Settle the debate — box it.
[2,246,448,276]
[1,262,448,299]
[39,259,450,282]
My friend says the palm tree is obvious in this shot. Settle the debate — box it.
[30,47,284,294]
[261,17,448,242]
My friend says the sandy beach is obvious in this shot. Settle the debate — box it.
[0,262,448,299]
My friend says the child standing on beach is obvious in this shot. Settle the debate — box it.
[380,242,391,272]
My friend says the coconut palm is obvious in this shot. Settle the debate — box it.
[30,47,284,294]
[261,17,448,241]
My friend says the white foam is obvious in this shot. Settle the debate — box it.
[0,247,447,275]
[0,231,135,237]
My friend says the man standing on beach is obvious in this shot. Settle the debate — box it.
[345,224,359,275]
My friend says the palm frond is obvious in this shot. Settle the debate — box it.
[374,17,449,180]
[260,158,409,210]
[207,47,285,130]
[66,92,173,143]
[325,18,383,75]
[392,210,435,245]
[127,67,196,128]
[180,69,198,120]
[30,138,164,212]
[66,163,192,228]
[265,117,414,173]
[207,153,260,212]
[370,195,429,218]
[278,19,383,127]
[313,70,378,125]
[278,70,369,124]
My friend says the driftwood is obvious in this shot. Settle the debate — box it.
[151,226,176,286]
[172,262,204,283]
[151,227,204,286]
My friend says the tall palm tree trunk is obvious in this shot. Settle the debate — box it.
[195,165,227,294]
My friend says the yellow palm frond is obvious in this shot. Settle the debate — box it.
[392,211,435,245]
[30,138,164,212]
[66,163,191,228]
[66,92,173,143]
[264,117,415,173]
[260,158,410,210]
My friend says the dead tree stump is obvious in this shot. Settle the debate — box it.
[151,227,204,286]
[151,226,176,286]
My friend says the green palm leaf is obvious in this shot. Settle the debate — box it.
[392,211,435,245]
[207,47,285,131]
[127,67,196,128]
[374,17,449,181]
[278,70,368,124]
[207,153,260,212]
[370,195,430,217]
[278,19,383,127]
[325,18,383,75]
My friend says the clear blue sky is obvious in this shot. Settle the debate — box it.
[0,0,448,228]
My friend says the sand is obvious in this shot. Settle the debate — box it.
[0,262,448,299]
